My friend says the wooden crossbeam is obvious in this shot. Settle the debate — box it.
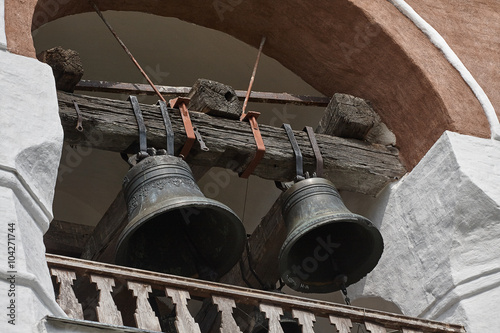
[58,91,405,196]
[44,220,94,257]
[75,80,331,107]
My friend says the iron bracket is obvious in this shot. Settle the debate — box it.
[283,123,304,181]
[239,111,266,179]
[193,127,209,152]
[157,100,175,156]
[128,96,149,163]
[275,123,306,191]
[73,101,84,132]
[304,126,324,177]
[169,97,197,159]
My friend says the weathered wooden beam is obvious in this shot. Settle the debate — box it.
[44,220,94,257]
[75,80,331,107]
[58,91,405,196]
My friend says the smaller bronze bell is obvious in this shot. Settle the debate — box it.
[115,154,246,280]
[279,177,384,293]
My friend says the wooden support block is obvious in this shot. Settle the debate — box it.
[187,79,243,120]
[37,47,84,93]
[316,93,375,139]
[316,93,396,145]
[44,220,94,257]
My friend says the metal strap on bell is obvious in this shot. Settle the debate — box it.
[278,125,384,293]
[115,97,246,281]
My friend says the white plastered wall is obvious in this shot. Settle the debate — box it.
[347,131,500,332]
[0,0,5,50]
[0,41,66,332]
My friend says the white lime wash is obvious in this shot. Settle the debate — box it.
[388,0,500,140]
[0,0,6,50]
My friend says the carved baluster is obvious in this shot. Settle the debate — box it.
[50,268,84,320]
[329,315,352,333]
[90,275,123,325]
[165,287,201,333]
[365,322,387,333]
[292,309,315,333]
[127,281,161,331]
[402,329,423,333]
[212,295,242,333]
[259,304,285,333]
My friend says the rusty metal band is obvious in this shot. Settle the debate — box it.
[157,101,175,156]
[128,96,147,155]
[239,111,265,179]
[282,123,304,179]
[169,97,196,159]
[304,126,324,177]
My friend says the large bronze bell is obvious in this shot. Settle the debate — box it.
[115,154,246,280]
[279,177,383,293]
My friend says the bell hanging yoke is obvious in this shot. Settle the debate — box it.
[277,124,384,293]
[115,96,246,280]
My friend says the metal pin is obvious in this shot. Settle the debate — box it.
[193,128,209,151]
[73,101,84,132]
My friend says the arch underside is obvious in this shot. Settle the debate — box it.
[5,0,491,168]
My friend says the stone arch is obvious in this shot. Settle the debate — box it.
[4,0,490,168]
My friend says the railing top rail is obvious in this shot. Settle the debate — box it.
[46,254,466,333]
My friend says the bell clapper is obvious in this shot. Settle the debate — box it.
[335,274,351,306]
[341,285,351,306]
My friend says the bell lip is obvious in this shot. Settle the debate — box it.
[278,212,384,294]
[115,196,246,278]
